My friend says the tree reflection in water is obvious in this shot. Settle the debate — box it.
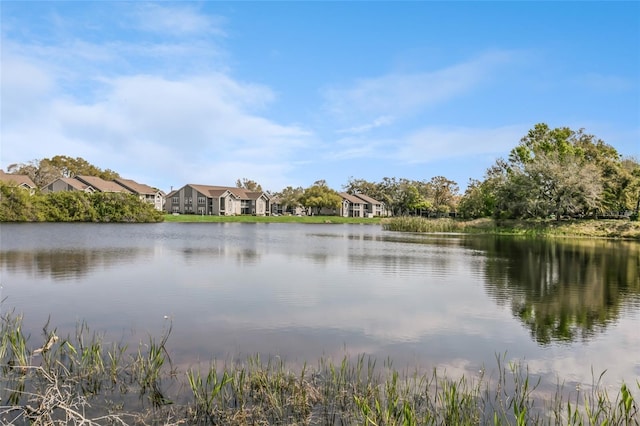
[468,237,640,345]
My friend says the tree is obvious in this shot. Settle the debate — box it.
[299,181,342,215]
[458,179,495,219]
[622,157,640,218]
[377,177,402,216]
[476,124,625,220]
[428,176,459,215]
[509,123,577,167]
[0,182,40,221]
[343,177,379,197]
[276,186,304,212]
[397,183,430,215]
[520,151,602,220]
[236,178,262,192]
[7,156,120,187]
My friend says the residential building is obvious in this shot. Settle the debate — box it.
[351,192,387,217]
[41,177,94,193]
[339,192,386,217]
[41,175,165,211]
[114,178,165,211]
[0,170,37,192]
[74,176,132,193]
[166,184,270,216]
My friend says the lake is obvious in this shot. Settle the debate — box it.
[1,222,638,398]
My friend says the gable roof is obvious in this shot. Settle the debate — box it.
[352,193,382,205]
[244,191,269,200]
[75,175,132,193]
[54,177,92,191]
[185,184,268,200]
[187,184,237,199]
[0,170,36,189]
[339,192,365,204]
[114,178,161,195]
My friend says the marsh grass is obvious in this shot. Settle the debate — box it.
[0,313,638,425]
[382,217,466,233]
[382,217,640,239]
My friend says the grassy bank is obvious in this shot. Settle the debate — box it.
[163,214,640,240]
[382,217,640,240]
[164,213,382,224]
[1,313,637,425]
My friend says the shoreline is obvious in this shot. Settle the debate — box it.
[1,313,637,425]
[162,214,640,240]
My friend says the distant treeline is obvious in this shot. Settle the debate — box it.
[0,185,164,223]
[3,124,640,222]
[344,123,640,220]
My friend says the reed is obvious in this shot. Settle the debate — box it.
[0,312,638,425]
[382,216,466,233]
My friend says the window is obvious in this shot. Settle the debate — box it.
[186,197,193,204]
[172,196,179,204]
[198,197,206,204]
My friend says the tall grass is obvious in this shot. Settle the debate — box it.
[382,217,467,233]
[0,312,638,425]
[382,216,640,239]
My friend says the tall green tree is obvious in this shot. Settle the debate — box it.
[622,157,640,218]
[477,123,627,220]
[275,186,304,211]
[428,176,459,215]
[458,179,496,219]
[343,177,379,197]
[0,182,40,221]
[397,183,431,215]
[299,180,342,215]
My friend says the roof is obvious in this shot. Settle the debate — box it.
[244,191,269,200]
[185,184,268,200]
[339,192,365,204]
[75,175,132,193]
[0,170,36,188]
[352,193,382,205]
[114,178,160,195]
[58,177,91,191]
[188,184,236,199]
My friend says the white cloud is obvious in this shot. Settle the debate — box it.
[394,125,527,164]
[323,136,390,161]
[1,53,312,190]
[0,3,313,191]
[132,3,225,36]
[337,115,395,135]
[323,50,516,121]
[320,125,525,165]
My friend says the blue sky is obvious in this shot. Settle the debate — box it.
[2,1,638,193]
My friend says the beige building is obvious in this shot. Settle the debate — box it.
[114,178,165,211]
[0,170,37,192]
[41,176,165,211]
[166,184,270,216]
[339,192,386,217]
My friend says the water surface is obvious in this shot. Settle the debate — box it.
[1,222,638,395]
